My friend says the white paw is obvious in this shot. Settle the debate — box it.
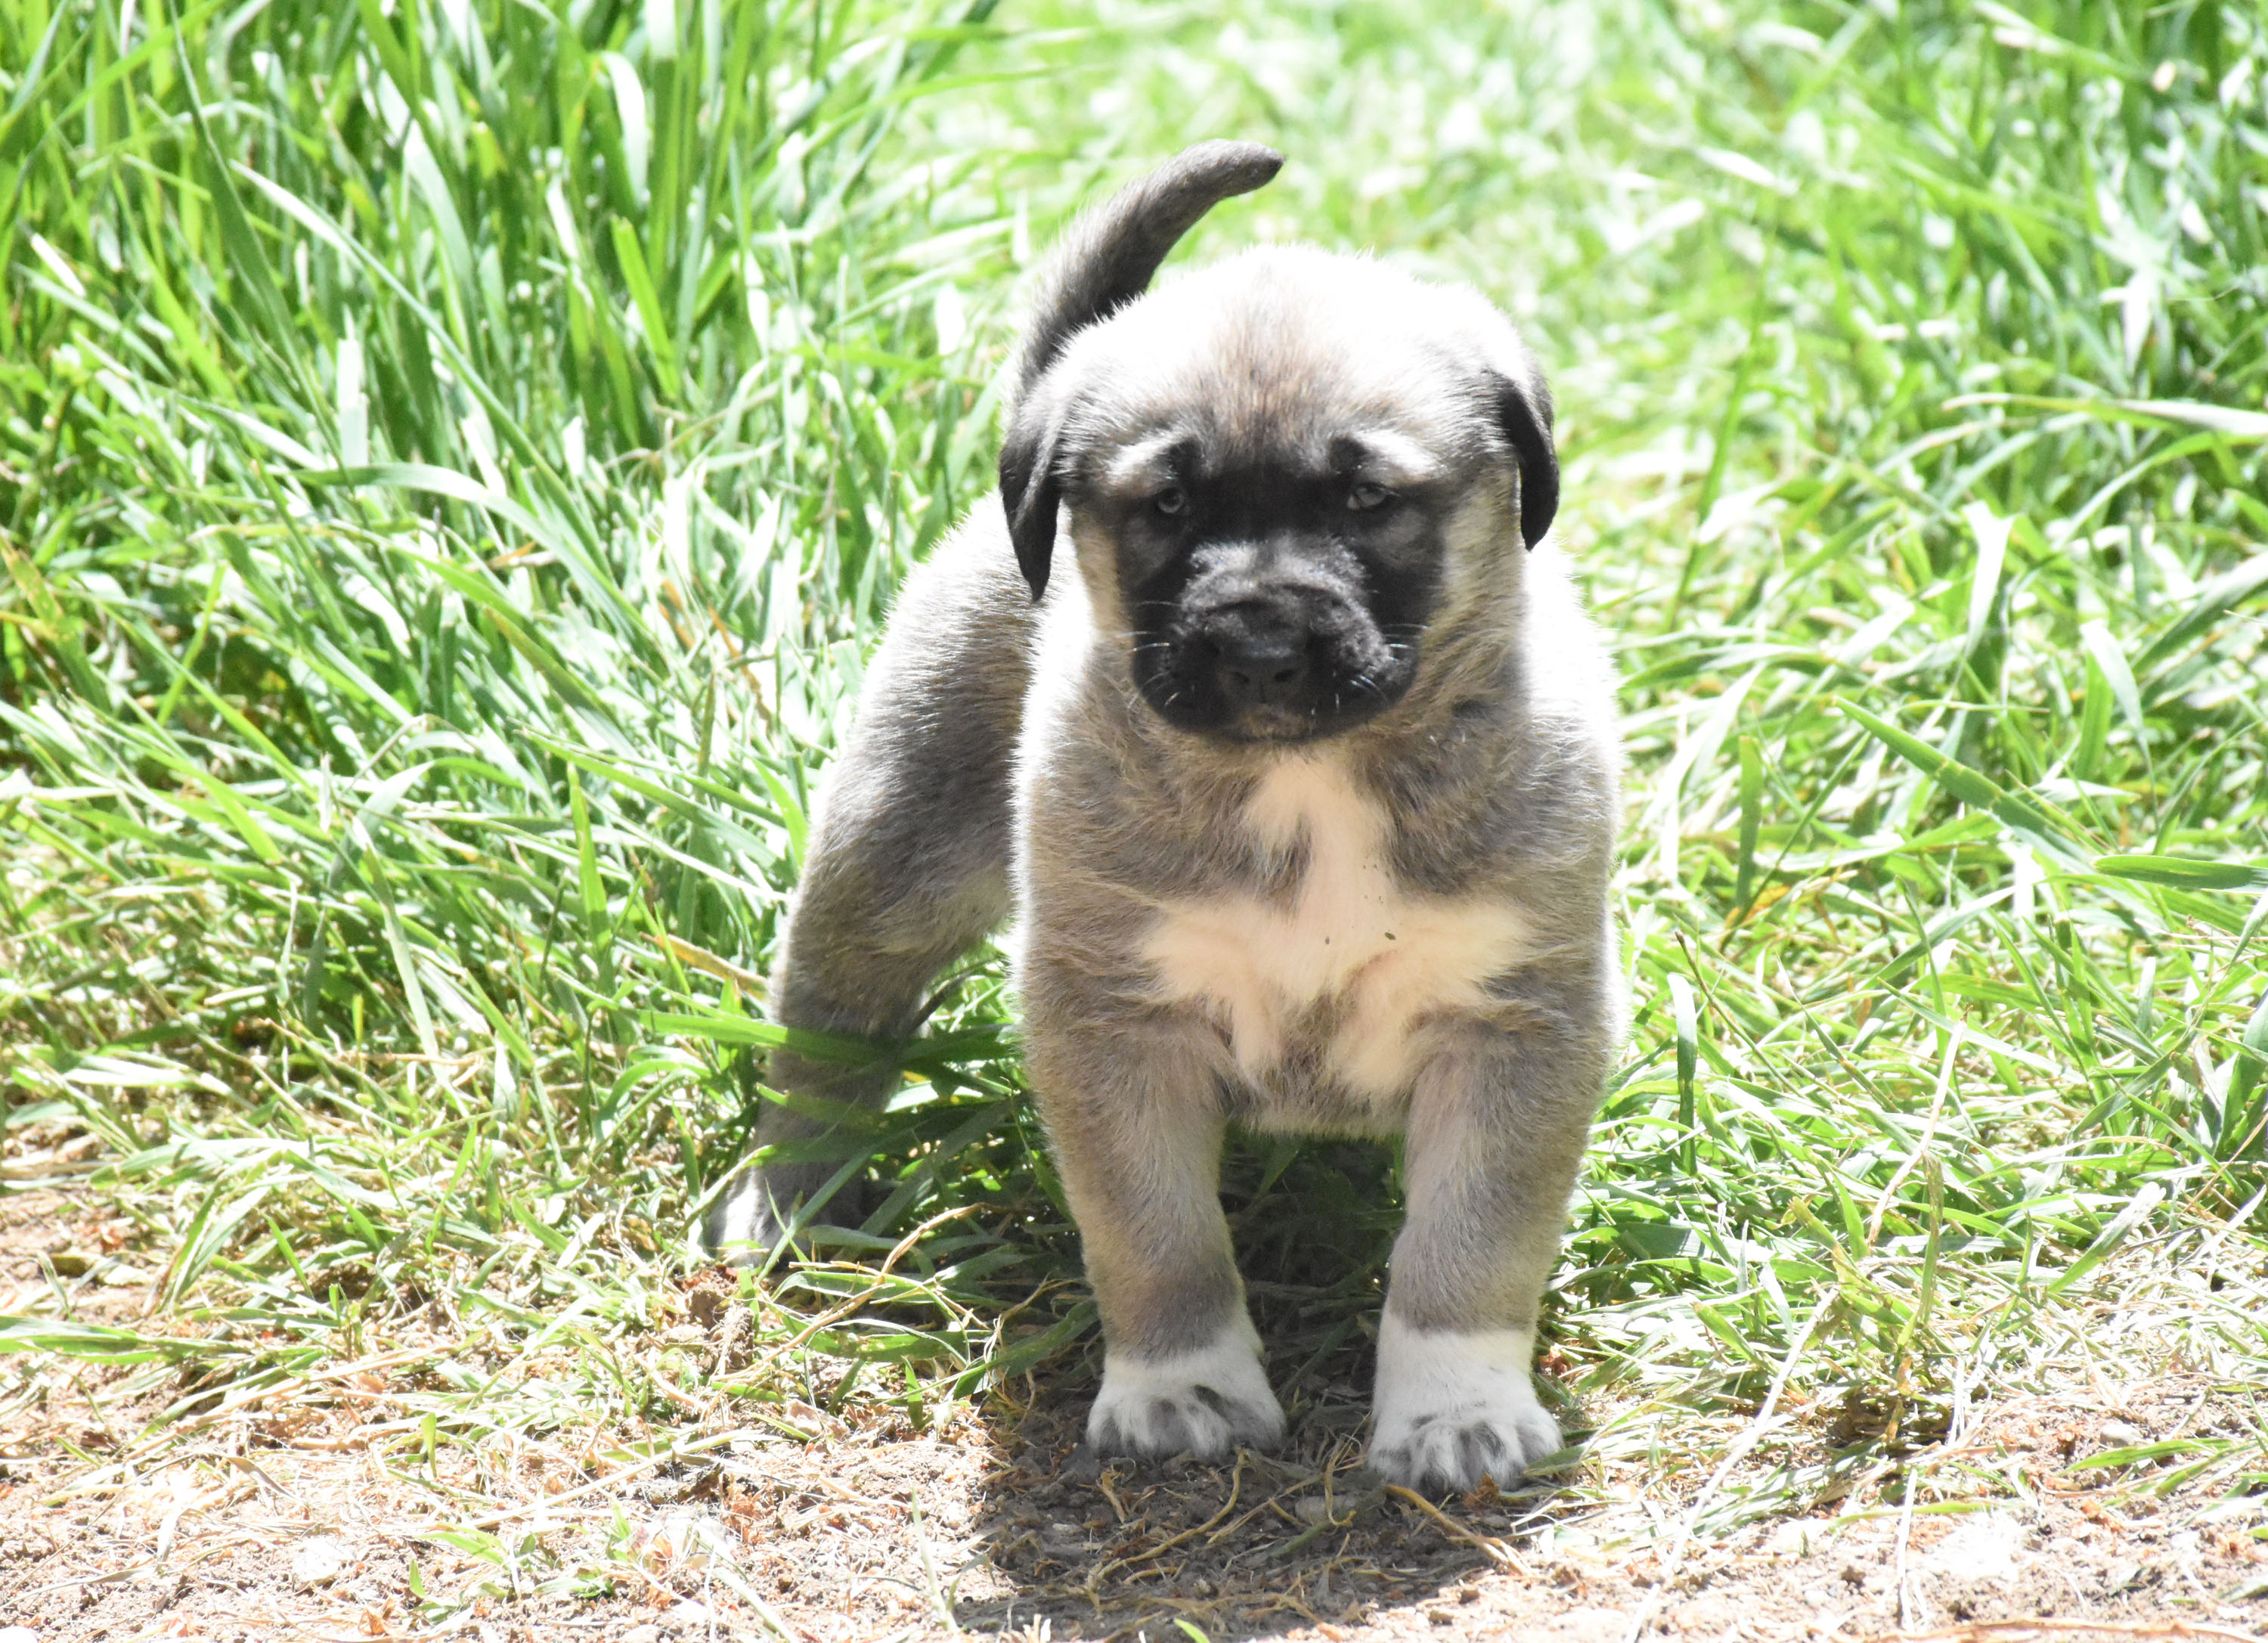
[1086,1315,1286,1461]
[702,1170,780,1267]
[703,1164,850,1266]
[1369,1317,1562,1494]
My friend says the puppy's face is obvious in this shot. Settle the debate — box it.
[1001,249,1559,746]
[1098,429,1444,742]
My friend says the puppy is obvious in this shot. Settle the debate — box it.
[706,143,1623,1494]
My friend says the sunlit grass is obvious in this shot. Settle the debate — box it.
[4,0,2266,1608]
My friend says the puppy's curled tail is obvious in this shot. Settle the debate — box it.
[1009,141,1282,405]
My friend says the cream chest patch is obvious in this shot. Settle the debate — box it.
[1142,755,1531,1103]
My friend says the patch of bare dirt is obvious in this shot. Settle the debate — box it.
[6,1184,2268,1641]
[1,1158,152,1328]
[9,1362,2268,1641]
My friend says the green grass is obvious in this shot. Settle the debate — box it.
[5,0,2268,1593]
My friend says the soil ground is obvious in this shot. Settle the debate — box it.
[5,1186,2266,1643]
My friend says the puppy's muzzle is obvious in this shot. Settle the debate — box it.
[1141,583,1410,742]
[1201,608,1312,714]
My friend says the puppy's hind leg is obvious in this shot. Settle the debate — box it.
[704,530,1033,1263]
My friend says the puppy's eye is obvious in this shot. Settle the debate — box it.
[1154,485,1188,517]
[1348,482,1393,512]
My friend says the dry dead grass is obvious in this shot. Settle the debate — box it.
[8,1189,2268,1643]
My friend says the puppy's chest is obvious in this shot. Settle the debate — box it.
[1141,758,1529,1109]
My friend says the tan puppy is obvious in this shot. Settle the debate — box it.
[708,144,1622,1493]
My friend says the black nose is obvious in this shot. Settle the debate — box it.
[1213,629,1311,711]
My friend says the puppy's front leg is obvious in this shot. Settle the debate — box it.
[1028,1028,1285,1462]
[1371,1015,1606,1494]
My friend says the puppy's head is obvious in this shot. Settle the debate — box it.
[999,248,1557,746]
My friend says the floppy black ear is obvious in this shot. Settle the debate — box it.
[1494,369,1560,550]
[998,415,1062,602]
[996,143,1281,603]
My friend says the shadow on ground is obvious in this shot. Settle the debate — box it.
[9,1164,2268,1642]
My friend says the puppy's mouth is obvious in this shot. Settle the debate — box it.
[1131,603,1418,744]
